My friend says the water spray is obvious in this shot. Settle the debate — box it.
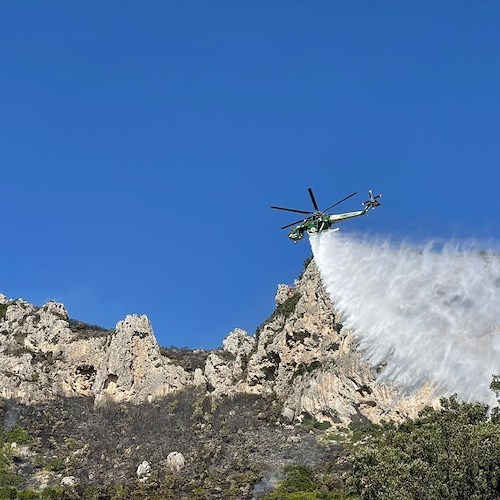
[311,231,500,406]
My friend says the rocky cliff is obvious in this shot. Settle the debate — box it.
[0,296,193,405]
[0,259,435,425]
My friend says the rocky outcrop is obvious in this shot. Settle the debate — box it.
[136,461,151,482]
[93,315,189,404]
[0,300,192,404]
[0,259,436,424]
[198,261,437,424]
[166,452,186,473]
[204,328,255,393]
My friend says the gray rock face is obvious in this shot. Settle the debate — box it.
[0,259,436,423]
[201,261,436,424]
[204,328,255,394]
[275,284,296,307]
[93,315,189,404]
[0,300,192,404]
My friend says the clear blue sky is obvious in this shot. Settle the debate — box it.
[2,2,499,348]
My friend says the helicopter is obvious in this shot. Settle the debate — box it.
[272,188,382,242]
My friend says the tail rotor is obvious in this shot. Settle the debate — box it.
[362,190,382,208]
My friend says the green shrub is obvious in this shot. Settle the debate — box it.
[274,466,316,494]
[0,304,8,321]
[0,471,26,489]
[264,466,347,499]
[16,491,42,499]
[217,349,236,362]
[292,360,321,380]
[348,394,500,499]
[315,421,332,431]
[300,412,332,432]
[0,487,18,499]
[325,432,346,442]
[276,292,301,319]
[4,426,31,445]
[255,291,302,338]
[347,421,381,443]
[45,457,65,472]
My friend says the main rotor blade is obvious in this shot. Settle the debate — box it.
[308,187,320,211]
[324,192,358,212]
[271,206,312,215]
[281,217,309,230]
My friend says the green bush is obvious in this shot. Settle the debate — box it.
[0,425,31,493]
[268,466,316,496]
[264,466,348,499]
[16,491,42,499]
[301,412,332,432]
[45,457,65,472]
[0,303,8,321]
[292,361,322,380]
[4,426,31,445]
[0,472,26,489]
[348,395,500,499]
[0,487,18,499]
[347,421,382,443]
[276,292,301,319]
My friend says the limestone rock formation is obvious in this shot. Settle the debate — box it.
[0,300,192,404]
[204,328,255,394]
[200,260,437,424]
[0,258,436,424]
[93,315,189,404]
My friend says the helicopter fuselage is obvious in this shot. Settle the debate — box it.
[272,187,381,243]
[288,206,370,242]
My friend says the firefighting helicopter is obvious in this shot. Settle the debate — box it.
[272,188,382,242]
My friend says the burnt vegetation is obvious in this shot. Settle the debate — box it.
[68,318,114,340]
[0,390,337,499]
[0,381,499,498]
[160,347,211,372]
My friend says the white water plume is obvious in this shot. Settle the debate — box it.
[310,231,500,406]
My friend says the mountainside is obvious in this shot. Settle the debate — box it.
[0,259,440,497]
[0,259,433,424]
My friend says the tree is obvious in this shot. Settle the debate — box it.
[348,384,500,499]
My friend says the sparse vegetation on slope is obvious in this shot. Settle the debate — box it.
[67,318,113,340]
[255,290,302,339]
[160,346,211,372]
[0,303,8,321]
[0,389,336,499]
[1,387,498,499]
